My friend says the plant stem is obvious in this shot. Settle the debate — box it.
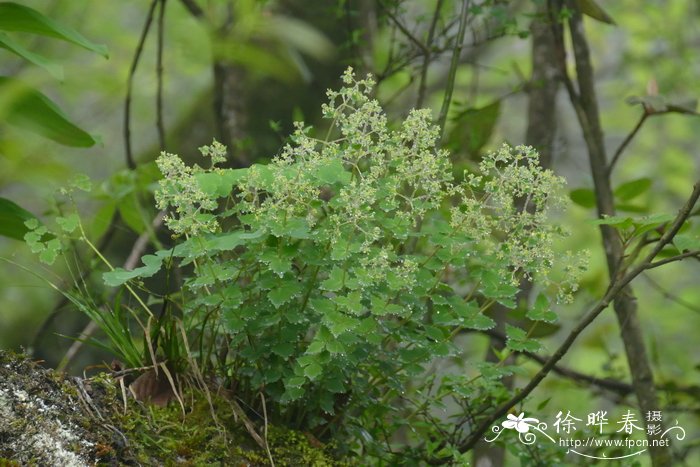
[437,0,470,139]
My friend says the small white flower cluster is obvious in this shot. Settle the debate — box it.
[451,144,584,302]
[198,139,227,167]
[155,147,221,236]
[154,69,583,304]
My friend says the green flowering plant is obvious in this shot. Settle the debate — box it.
[26,68,583,459]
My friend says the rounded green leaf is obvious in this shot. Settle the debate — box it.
[614,178,652,201]
[569,188,596,208]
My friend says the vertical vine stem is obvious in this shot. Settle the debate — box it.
[416,0,445,108]
[124,0,158,169]
[437,0,470,140]
[156,0,167,150]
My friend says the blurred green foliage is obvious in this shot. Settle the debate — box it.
[0,0,698,465]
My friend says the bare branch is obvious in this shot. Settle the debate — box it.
[481,329,634,395]
[156,0,167,150]
[179,0,203,18]
[124,0,159,170]
[437,0,470,139]
[643,274,700,314]
[647,250,700,269]
[416,0,444,108]
[607,112,648,176]
[382,6,429,54]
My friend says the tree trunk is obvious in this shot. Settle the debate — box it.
[472,8,560,466]
[558,3,670,465]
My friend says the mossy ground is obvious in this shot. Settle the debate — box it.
[0,350,348,466]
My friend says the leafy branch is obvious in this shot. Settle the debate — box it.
[454,180,700,457]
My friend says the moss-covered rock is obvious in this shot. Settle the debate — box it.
[0,351,347,465]
[0,350,132,465]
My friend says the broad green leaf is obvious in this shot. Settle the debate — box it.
[70,174,92,192]
[268,256,291,276]
[0,2,108,57]
[526,293,557,323]
[320,267,344,292]
[569,188,596,208]
[323,310,359,337]
[0,77,96,147]
[280,217,311,239]
[424,325,446,342]
[319,392,335,414]
[464,312,496,331]
[315,158,351,185]
[674,234,700,253]
[304,361,323,380]
[632,213,675,227]
[205,229,265,252]
[626,95,699,116]
[577,0,616,25]
[118,195,146,233]
[268,16,334,61]
[195,168,248,198]
[310,298,335,315]
[505,324,541,352]
[306,339,325,355]
[56,213,79,233]
[325,339,345,354]
[336,291,363,314]
[0,196,38,240]
[449,297,495,330]
[630,214,675,237]
[616,203,648,214]
[103,251,169,286]
[268,281,303,308]
[38,238,60,264]
[590,215,633,228]
[260,249,292,276]
[330,237,350,260]
[614,178,652,201]
[0,32,63,79]
[448,100,501,157]
[90,201,116,239]
[284,376,305,388]
[272,342,295,358]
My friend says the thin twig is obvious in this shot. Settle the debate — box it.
[647,250,700,269]
[156,0,167,150]
[607,112,648,176]
[643,274,700,314]
[481,329,633,395]
[416,0,445,108]
[382,6,429,54]
[260,392,275,467]
[124,0,159,169]
[179,0,203,18]
[438,0,470,139]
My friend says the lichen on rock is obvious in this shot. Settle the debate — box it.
[0,350,347,465]
[0,351,102,466]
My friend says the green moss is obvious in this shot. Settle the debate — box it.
[110,386,347,466]
[0,351,347,465]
